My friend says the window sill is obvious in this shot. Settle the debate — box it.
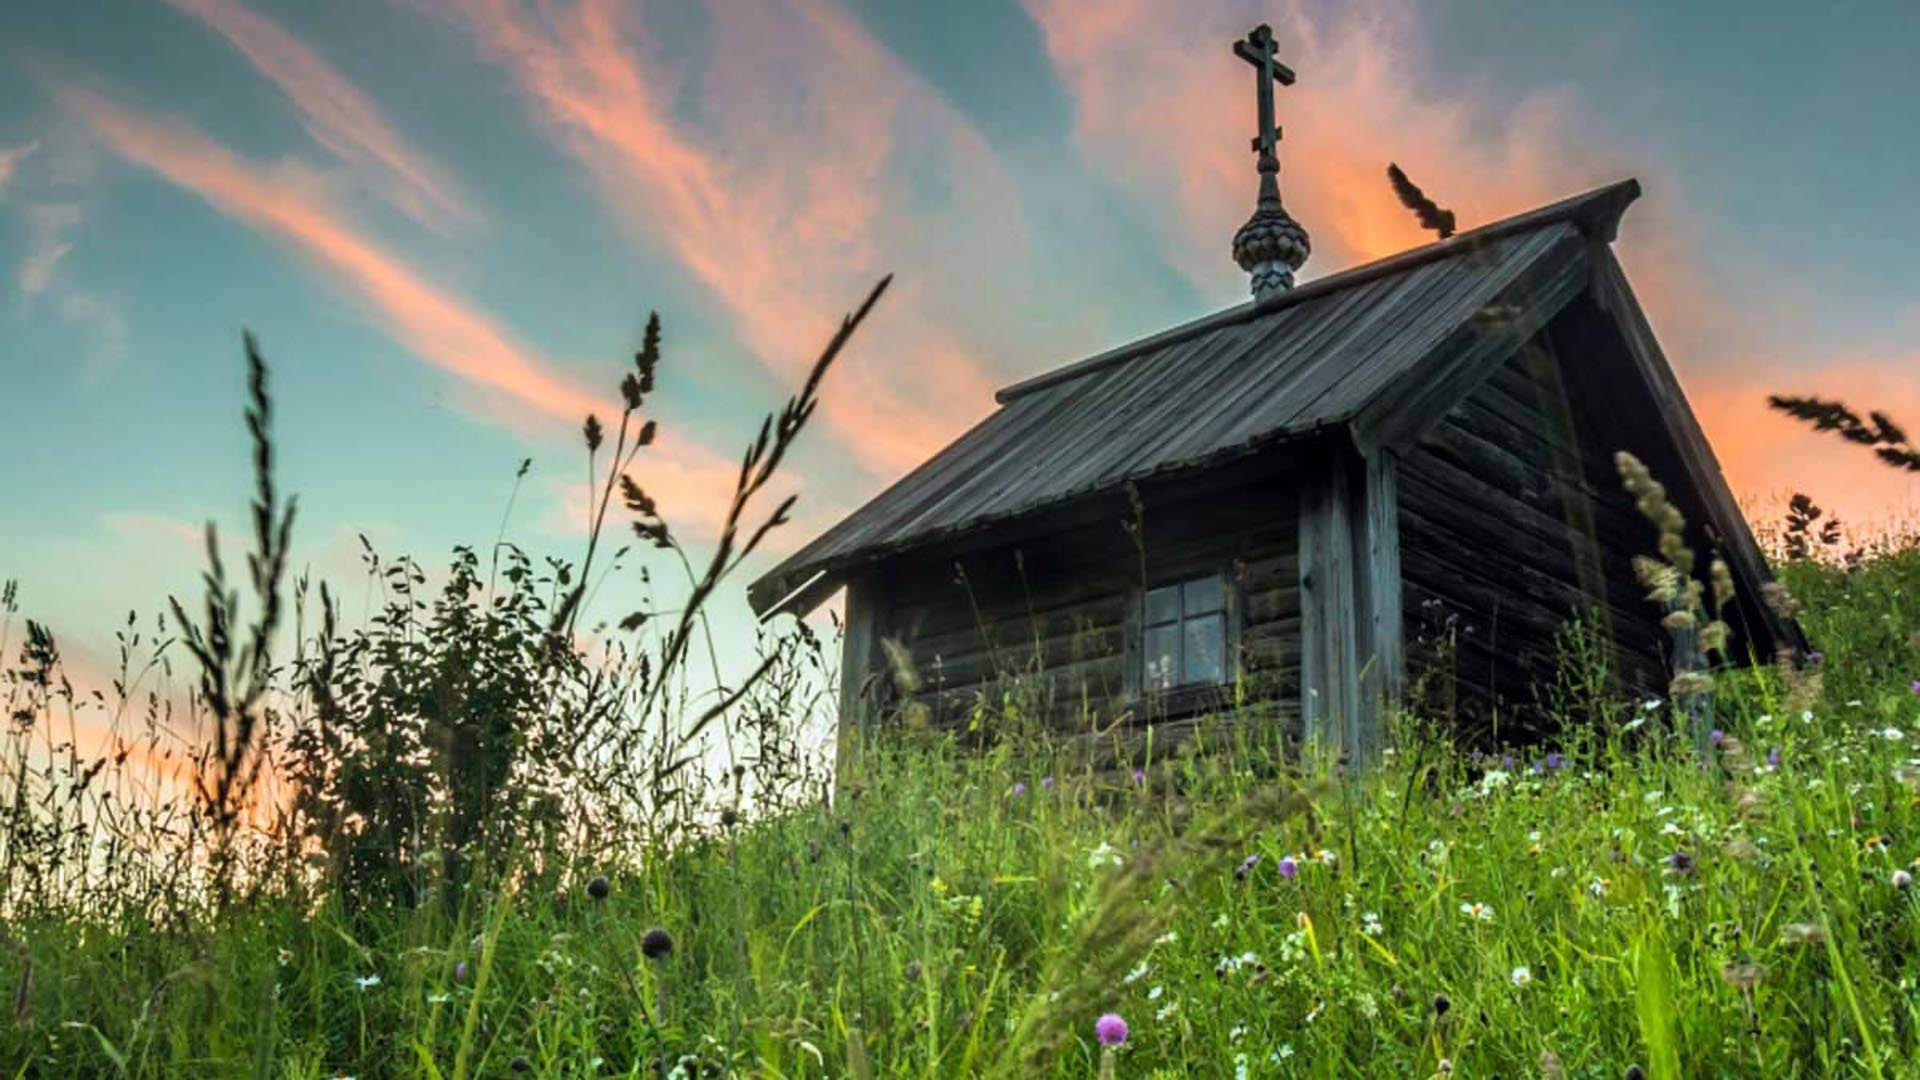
[1131,682,1237,722]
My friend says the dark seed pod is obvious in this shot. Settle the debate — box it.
[1624,1066,1646,1080]
[586,875,610,901]
[641,927,675,960]
[1433,993,1450,1017]
[511,1056,531,1073]
[904,960,922,981]
[720,806,739,828]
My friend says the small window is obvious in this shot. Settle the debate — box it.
[1141,571,1229,692]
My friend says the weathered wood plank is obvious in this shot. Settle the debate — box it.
[1298,442,1362,757]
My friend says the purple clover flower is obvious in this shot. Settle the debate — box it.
[1277,855,1299,879]
[1235,853,1261,881]
[1094,1012,1129,1047]
[453,960,468,984]
[1131,768,1146,786]
[1665,850,1696,875]
[1010,782,1027,798]
[1767,746,1782,769]
[1042,775,1056,790]
[1710,729,1725,748]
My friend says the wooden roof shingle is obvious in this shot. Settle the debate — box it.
[750,180,1642,615]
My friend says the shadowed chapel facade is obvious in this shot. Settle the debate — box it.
[748,28,1800,764]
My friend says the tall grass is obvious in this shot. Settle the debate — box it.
[3,289,1920,1075]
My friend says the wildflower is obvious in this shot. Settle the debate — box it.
[1433,993,1451,1017]
[1088,841,1124,869]
[1123,961,1151,985]
[1664,850,1695,875]
[1864,835,1890,855]
[1362,911,1383,936]
[1459,901,1494,922]
[1132,768,1146,786]
[276,948,292,966]
[1885,727,1908,742]
[1094,1012,1128,1046]
[586,875,611,901]
[1437,1057,1453,1074]
[904,960,922,981]
[1236,853,1261,881]
[1720,962,1765,992]
[1767,746,1782,769]
[640,928,675,960]
[353,974,381,990]
[1010,782,1027,798]
[1042,775,1056,790]
[1277,855,1299,879]
[1625,1066,1647,1080]
[1911,679,1920,697]
[1893,869,1913,890]
[1313,848,1338,867]
[1510,965,1532,988]
[453,960,468,984]
[1780,922,1827,946]
[1588,877,1611,898]
[1146,985,1162,1001]
[1710,729,1725,747]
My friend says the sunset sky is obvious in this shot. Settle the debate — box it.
[3,0,1917,690]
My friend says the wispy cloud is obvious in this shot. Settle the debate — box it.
[59,81,745,533]
[1024,0,1599,287]
[1023,0,1920,533]
[0,140,38,191]
[102,510,203,548]
[429,0,1021,479]
[161,0,475,230]
[17,202,80,298]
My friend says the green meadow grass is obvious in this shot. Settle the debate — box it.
[2,544,1917,1079]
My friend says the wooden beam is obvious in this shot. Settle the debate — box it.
[1299,439,1403,765]
[835,574,885,780]
[1354,449,1403,760]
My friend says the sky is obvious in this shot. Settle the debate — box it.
[3,0,1918,702]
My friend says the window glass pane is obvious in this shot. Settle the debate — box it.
[1144,625,1181,690]
[1182,574,1224,615]
[1144,585,1180,625]
[1182,613,1226,685]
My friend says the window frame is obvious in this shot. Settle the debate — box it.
[1128,564,1243,712]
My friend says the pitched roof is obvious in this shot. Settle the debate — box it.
[750,180,1642,615]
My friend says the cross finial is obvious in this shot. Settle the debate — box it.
[1233,24,1295,161]
[1229,23,1310,299]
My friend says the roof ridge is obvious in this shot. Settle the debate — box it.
[995,177,1640,404]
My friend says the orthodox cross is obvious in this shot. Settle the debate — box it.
[1233,24,1295,159]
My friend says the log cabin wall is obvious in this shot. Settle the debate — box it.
[867,456,1303,742]
[1397,326,1671,740]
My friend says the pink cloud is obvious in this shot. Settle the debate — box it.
[1026,0,1918,536]
[161,0,474,230]
[428,0,1020,479]
[0,140,37,191]
[60,81,744,530]
[1024,0,1601,288]
[1684,354,1920,537]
